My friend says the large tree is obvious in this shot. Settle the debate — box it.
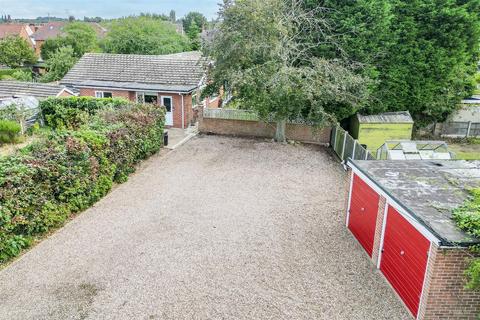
[182,12,207,33]
[375,0,480,125]
[41,22,98,60]
[304,0,394,116]
[0,36,36,68]
[41,46,78,82]
[102,17,191,54]
[205,0,369,142]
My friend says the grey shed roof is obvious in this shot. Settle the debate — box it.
[61,52,206,93]
[349,160,480,246]
[356,111,414,124]
[0,81,71,99]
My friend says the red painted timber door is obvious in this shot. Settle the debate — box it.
[348,174,380,257]
[380,206,430,318]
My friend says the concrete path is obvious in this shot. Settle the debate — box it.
[0,136,411,319]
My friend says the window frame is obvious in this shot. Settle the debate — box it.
[95,91,113,98]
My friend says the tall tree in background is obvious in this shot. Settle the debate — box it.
[376,0,480,125]
[187,21,201,50]
[0,36,36,68]
[41,22,98,60]
[205,0,369,142]
[41,46,78,82]
[183,12,207,33]
[169,10,176,23]
[304,0,394,117]
[102,17,190,54]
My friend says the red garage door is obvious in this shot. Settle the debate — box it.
[380,206,430,317]
[348,174,380,257]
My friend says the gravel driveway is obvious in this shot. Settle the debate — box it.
[0,135,411,319]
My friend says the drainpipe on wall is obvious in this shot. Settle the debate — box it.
[181,94,185,129]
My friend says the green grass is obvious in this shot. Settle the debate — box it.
[449,139,480,160]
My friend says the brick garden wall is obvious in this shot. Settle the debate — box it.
[199,117,331,144]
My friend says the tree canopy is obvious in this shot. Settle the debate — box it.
[182,12,207,33]
[0,36,36,68]
[41,46,78,82]
[41,22,99,60]
[304,0,480,125]
[102,17,191,55]
[205,0,369,141]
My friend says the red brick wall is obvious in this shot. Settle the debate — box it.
[418,245,480,320]
[78,88,193,129]
[79,88,132,100]
[199,117,331,144]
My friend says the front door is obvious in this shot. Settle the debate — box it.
[161,96,173,126]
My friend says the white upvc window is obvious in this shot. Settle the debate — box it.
[95,91,113,98]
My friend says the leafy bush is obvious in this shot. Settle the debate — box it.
[0,99,165,262]
[453,188,480,290]
[0,120,21,144]
[40,96,130,129]
[11,69,32,81]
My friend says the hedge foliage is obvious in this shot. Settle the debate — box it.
[0,98,165,262]
[453,188,480,290]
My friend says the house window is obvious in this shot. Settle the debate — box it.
[95,91,112,98]
[136,92,158,104]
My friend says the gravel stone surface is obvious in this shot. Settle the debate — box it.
[0,135,411,319]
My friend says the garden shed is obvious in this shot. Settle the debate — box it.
[350,111,414,152]
[345,160,480,319]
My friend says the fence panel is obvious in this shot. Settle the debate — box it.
[203,108,259,121]
[442,121,469,136]
[331,125,374,162]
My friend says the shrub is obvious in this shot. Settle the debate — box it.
[0,119,21,143]
[0,99,165,262]
[453,188,480,290]
[40,96,130,129]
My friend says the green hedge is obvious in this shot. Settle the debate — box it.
[0,98,165,262]
[41,96,130,129]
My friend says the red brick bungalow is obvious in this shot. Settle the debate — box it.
[60,51,206,128]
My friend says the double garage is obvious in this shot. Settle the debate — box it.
[346,160,480,319]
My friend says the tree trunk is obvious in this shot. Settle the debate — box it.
[275,119,286,143]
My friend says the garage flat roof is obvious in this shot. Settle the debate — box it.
[349,160,480,246]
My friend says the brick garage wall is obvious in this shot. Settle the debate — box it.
[199,118,331,144]
[418,245,480,320]
[371,196,386,265]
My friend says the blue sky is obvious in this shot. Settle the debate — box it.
[0,0,220,20]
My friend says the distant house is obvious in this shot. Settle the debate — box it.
[30,22,66,56]
[0,80,76,99]
[0,23,35,48]
[31,22,107,57]
[61,51,206,128]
